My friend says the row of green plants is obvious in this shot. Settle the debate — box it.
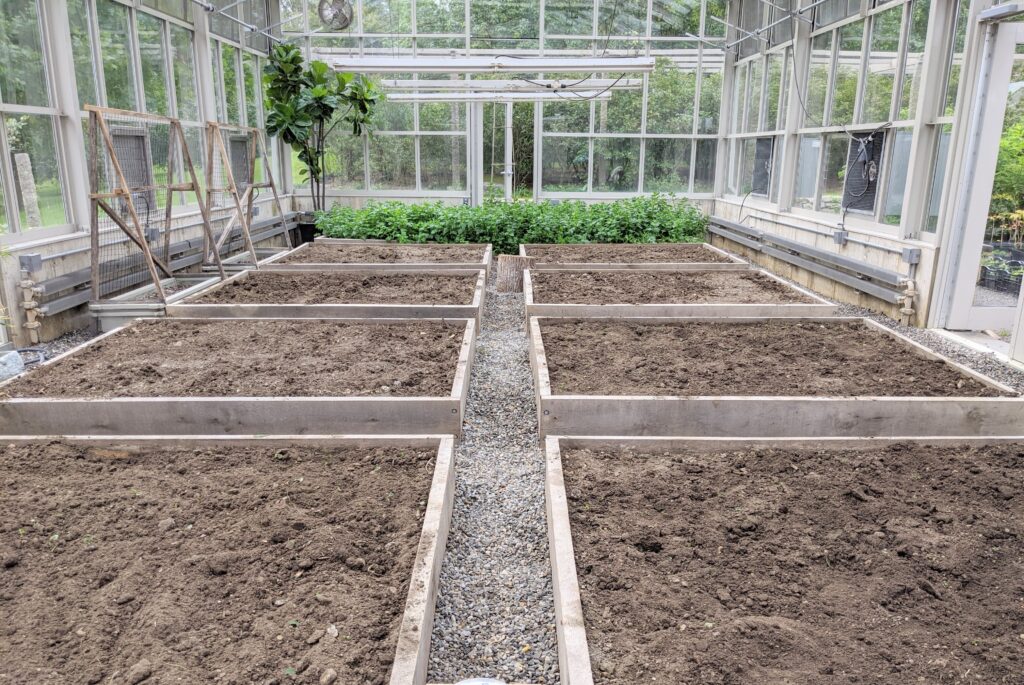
[314,195,709,255]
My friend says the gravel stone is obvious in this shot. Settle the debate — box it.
[428,279,559,684]
[18,327,95,367]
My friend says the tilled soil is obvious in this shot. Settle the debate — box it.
[529,270,814,304]
[2,319,464,398]
[0,441,436,685]
[540,320,1007,397]
[279,243,486,264]
[192,272,478,305]
[524,243,733,264]
[563,442,1024,684]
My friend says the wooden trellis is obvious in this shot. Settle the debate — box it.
[86,105,225,304]
[205,122,290,266]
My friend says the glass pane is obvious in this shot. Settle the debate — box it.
[138,14,170,116]
[815,0,860,29]
[882,129,913,225]
[595,87,641,134]
[543,100,590,133]
[647,58,696,134]
[482,103,506,198]
[98,0,138,110]
[363,0,411,34]
[745,59,763,133]
[142,0,189,21]
[542,136,588,192]
[705,0,726,38]
[806,32,831,126]
[693,138,716,192]
[420,102,466,132]
[698,69,722,134]
[764,53,784,131]
[220,43,241,124]
[69,0,98,110]
[0,0,49,107]
[643,138,691,193]
[244,54,260,127]
[545,0,592,35]
[944,0,969,117]
[369,135,415,189]
[794,134,821,209]
[924,124,952,233]
[732,62,748,133]
[899,0,929,119]
[171,26,199,121]
[377,99,415,131]
[417,0,465,33]
[209,0,239,41]
[652,0,701,38]
[592,138,639,192]
[325,130,364,190]
[862,7,902,123]
[420,135,467,191]
[830,20,863,126]
[598,0,646,37]
[0,168,9,234]
[974,62,1024,305]
[6,114,67,229]
[470,0,539,49]
[820,133,849,213]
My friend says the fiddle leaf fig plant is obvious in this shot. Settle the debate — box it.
[264,43,380,212]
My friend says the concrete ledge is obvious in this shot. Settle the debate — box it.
[520,242,748,271]
[523,268,837,318]
[1,433,455,685]
[0,318,477,437]
[529,316,1024,438]
[262,242,494,276]
[166,269,486,323]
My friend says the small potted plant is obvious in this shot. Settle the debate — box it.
[264,43,379,242]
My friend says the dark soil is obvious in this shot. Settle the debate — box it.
[279,243,486,264]
[0,441,435,685]
[563,442,1024,684]
[192,272,477,305]
[2,319,465,399]
[524,243,732,264]
[530,270,814,305]
[540,320,1007,397]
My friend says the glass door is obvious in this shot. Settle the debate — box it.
[482,102,511,200]
[946,25,1024,334]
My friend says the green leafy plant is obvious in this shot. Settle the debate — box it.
[264,44,380,212]
[315,195,708,255]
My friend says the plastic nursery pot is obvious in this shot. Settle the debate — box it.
[296,221,318,244]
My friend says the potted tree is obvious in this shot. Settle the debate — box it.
[264,43,379,242]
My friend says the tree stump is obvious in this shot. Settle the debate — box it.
[496,254,535,293]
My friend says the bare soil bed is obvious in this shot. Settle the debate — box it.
[2,319,464,398]
[525,243,732,263]
[0,441,434,685]
[563,442,1024,684]
[192,271,477,305]
[530,270,813,305]
[279,243,486,264]
[539,320,1006,397]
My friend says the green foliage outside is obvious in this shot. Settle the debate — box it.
[315,195,708,255]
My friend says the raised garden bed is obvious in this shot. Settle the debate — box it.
[520,243,747,271]
[544,436,1024,685]
[0,318,475,436]
[528,317,1023,437]
[88,276,220,333]
[263,242,493,275]
[0,435,454,685]
[525,269,835,318]
[166,269,486,321]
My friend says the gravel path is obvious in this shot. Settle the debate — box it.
[428,282,559,684]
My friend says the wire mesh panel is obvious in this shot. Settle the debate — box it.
[87,106,223,304]
[206,122,289,265]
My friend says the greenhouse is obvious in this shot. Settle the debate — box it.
[1,1,1023,684]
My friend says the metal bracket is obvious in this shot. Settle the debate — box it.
[18,253,43,273]
[901,247,921,265]
[832,230,849,246]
